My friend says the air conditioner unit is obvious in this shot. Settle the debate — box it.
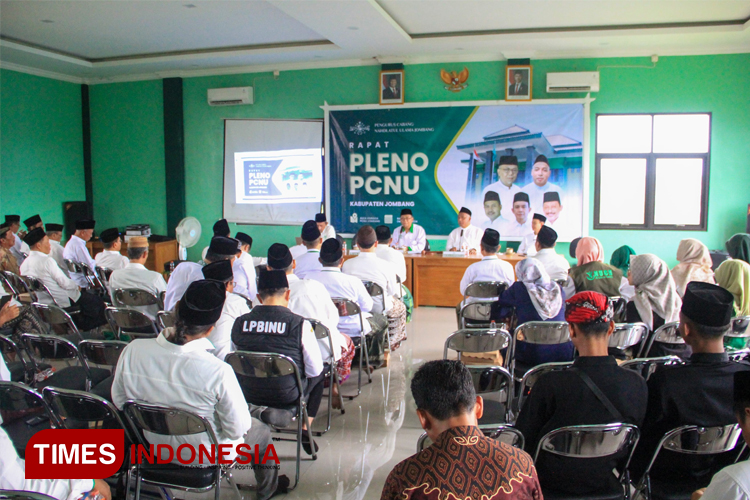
[207,86,253,106]
[546,72,600,93]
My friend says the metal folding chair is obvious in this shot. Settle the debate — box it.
[417,424,524,452]
[511,321,572,379]
[78,339,128,400]
[156,310,176,331]
[725,316,750,350]
[0,271,22,300]
[113,288,164,311]
[639,322,686,358]
[20,333,110,391]
[30,302,82,341]
[620,356,683,381]
[22,275,60,307]
[516,361,574,416]
[105,306,159,340]
[609,296,628,323]
[468,365,514,425]
[123,400,242,500]
[332,297,371,397]
[534,423,640,499]
[443,327,513,368]
[609,322,649,358]
[96,265,115,284]
[224,351,316,490]
[307,319,345,436]
[0,334,34,384]
[0,381,54,456]
[361,281,393,351]
[636,424,743,500]
[458,281,509,329]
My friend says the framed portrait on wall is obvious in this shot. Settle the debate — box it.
[506,65,532,101]
[380,70,404,105]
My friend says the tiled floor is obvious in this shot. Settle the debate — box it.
[185,306,456,500]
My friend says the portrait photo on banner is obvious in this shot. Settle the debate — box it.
[380,70,404,105]
[506,65,532,101]
[328,103,584,242]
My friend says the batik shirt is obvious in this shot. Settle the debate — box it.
[381,425,541,500]
[0,247,19,274]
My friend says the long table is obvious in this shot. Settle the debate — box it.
[345,252,523,308]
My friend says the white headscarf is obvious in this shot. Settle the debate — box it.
[630,254,682,330]
[515,258,563,320]
[671,238,715,297]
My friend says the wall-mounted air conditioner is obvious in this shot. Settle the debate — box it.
[207,86,253,106]
[546,72,600,93]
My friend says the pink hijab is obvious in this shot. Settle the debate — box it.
[575,237,604,265]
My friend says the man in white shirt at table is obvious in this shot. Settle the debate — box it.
[481,156,522,220]
[63,218,98,288]
[391,209,427,253]
[294,220,323,279]
[374,226,407,283]
[503,192,534,239]
[532,225,570,283]
[517,213,546,257]
[447,207,483,255]
[109,236,167,320]
[315,213,336,241]
[94,228,129,270]
[458,228,515,310]
[523,155,563,214]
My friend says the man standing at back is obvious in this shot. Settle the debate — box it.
[63,219,98,287]
[381,360,542,500]
[515,291,647,496]
[294,220,323,279]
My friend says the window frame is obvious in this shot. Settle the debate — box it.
[594,112,711,231]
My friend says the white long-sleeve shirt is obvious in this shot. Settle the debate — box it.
[391,224,427,252]
[94,249,129,270]
[294,249,323,279]
[502,218,534,239]
[63,235,96,287]
[163,261,203,311]
[232,253,257,300]
[208,292,250,361]
[446,225,483,253]
[112,332,253,462]
[48,240,69,276]
[523,181,562,214]
[517,233,538,257]
[290,244,307,260]
[12,233,30,260]
[321,224,336,241]
[109,263,167,320]
[374,245,407,283]
[459,255,515,303]
[342,252,398,313]
[533,248,571,282]
[20,250,81,307]
[287,274,346,361]
[305,267,374,338]
[1,427,95,500]
[699,461,750,500]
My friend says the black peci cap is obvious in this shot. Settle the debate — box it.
[681,282,734,328]
[400,208,412,216]
[513,192,530,204]
[459,207,472,216]
[178,280,226,326]
[320,238,343,262]
[315,213,327,223]
[45,223,64,232]
[258,269,289,291]
[499,155,518,166]
[301,220,321,241]
[532,213,547,223]
[543,191,561,204]
[99,228,121,244]
[75,219,96,230]
[23,228,46,247]
[208,236,239,256]
[267,243,293,270]
[213,219,230,236]
[536,225,558,247]
[235,232,253,247]
[482,229,500,247]
[534,155,549,165]
[23,215,42,228]
[202,260,234,283]
[484,191,500,203]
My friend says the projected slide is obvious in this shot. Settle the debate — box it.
[234,148,322,204]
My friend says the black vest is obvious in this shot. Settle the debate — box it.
[231,305,306,407]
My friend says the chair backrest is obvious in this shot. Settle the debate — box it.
[30,302,81,338]
[417,425,525,452]
[362,280,384,298]
[0,334,32,383]
[534,423,639,465]
[63,259,85,274]
[620,356,683,381]
[728,349,750,362]
[96,266,114,282]
[82,265,107,291]
[0,381,52,429]
[467,365,513,420]
[443,328,512,367]
[458,302,496,328]
[23,276,57,306]
[0,491,58,500]
[2,271,29,297]
[640,321,684,357]
[609,296,628,323]
[307,318,335,363]
[113,288,162,308]
[105,306,158,339]
[464,281,508,300]
[20,333,89,374]
[331,297,363,318]
[78,339,128,368]
[156,310,176,330]
[516,361,574,414]
[514,321,570,345]
[42,386,130,432]
[224,351,306,407]
[609,322,648,350]
[0,272,21,299]
[727,316,750,340]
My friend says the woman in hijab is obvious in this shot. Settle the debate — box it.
[715,259,750,349]
[568,237,623,297]
[671,238,715,296]
[726,233,750,263]
[626,254,688,358]
[496,258,571,370]
[611,245,637,300]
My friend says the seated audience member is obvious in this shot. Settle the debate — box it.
[458,229,514,307]
[715,259,750,350]
[315,213,336,241]
[21,228,107,331]
[727,233,750,264]
[692,371,750,500]
[233,232,257,301]
[671,238,716,297]
[1,426,112,500]
[108,236,167,320]
[515,291,647,496]
[610,245,637,300]
[201,260,249,361]
[518,213,546,257]
[381,360,542,500]
[0,223,20,274]
[496,258,570,369]
[294,220,324,279]
[94,228,129,270]
[374,225,407,283]
[63,219,98,288]
[5,214,30,263]
[164,236,238,310]
[569,237,623,296]
[633,282,750,489]
[23,214,43,231]
[198,218,232,260]
[113,279,286,498]
[266,243,349,383]
[446,207,482,254]
[306,239,388,371]
[532,225,570,281]
[45,223,69,274]
[625,254,685,357]
[390,208,427,253]
[231,270,325,455]
[568,236,581,262]
[344,225,407,350]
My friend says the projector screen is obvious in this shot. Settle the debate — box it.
[223,119,324,225]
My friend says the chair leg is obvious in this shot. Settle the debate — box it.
[364,335,372,383]
[134,470,142,500]
[225,470,243,500]
[315,370,334,437]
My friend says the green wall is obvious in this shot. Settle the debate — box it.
[0,69,85,226]
[89,80,167,235]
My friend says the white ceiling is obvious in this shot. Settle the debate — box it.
[1,0,749,84]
